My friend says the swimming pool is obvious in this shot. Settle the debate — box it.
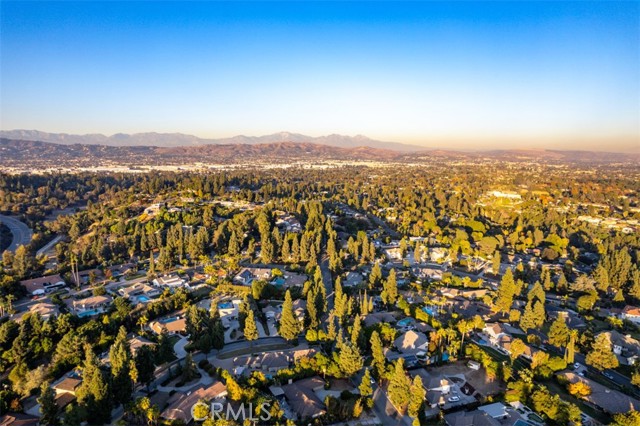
[422,306,436,316]
[78,309,100,318]
[513,420,531,426]
[160,316,179,324]
[397,318,414,327]
[272,277,286,286]
[218,302,234,309]
[138,296,151,303]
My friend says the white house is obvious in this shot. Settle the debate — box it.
[621,305,640,325]
[152,274,186,289]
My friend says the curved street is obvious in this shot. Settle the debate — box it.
[0,214,33,252]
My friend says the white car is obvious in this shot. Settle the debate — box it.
[448,396,460,402]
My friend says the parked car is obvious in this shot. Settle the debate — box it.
[448,396,460,402]
[603,371,614,380]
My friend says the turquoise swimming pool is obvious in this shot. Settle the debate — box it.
[398,318,413,326]
[78,309,99,318]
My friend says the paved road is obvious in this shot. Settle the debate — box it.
[36,234,62,257]
[0,214,33,252]
[367,213,401,239]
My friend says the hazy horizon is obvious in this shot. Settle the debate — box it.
[1,1,638,152]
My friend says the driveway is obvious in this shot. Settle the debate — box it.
[174,336,189,359]
[0,214,33,252]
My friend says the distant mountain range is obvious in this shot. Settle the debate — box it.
[1,137,638,169]
[0,129,422,152]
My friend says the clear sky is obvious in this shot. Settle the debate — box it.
[1,1,638,151]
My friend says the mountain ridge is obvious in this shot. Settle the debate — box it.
[0,129,423,152]
[1,137,638,169]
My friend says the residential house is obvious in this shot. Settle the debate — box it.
[274,272,307,288]
[276,213,302,233]
[218,299,242,318]
[107,263,136,279]
[412,264,446,281]
[234,268,272,286]
[234,351,290,373]
[363,312,398,327]
[263,305,282,322]
[479,403,509,419]
[292,299,307,322]
[52,376,82,396]
[17,302,59,321]
[598,330,640,365]
[343,271,364,287]
[118,282,161,302]
[547,307,586,330]
[72,295,113,317]
[280,376,326,420]
[410,369,452,408]
[561,372,640,414]
[128,335,157,356]
[0,414,40,426]
[161,382,227,424]
[444,410,501,426]
[76,269,104,286]
[429,247,448,262]
[450,299,492,319]
[150,316,187,335]
[394,330,429,355]
[20,274,66,296]
[482,323,512,347]
[152,274,186,289]
[440,288,488,300]
[621,305,640,325]
[384,247,404,261]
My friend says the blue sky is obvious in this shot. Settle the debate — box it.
[1,1,638,151]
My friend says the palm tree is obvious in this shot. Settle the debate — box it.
[137,314,148,333]
[457,319,474,356]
